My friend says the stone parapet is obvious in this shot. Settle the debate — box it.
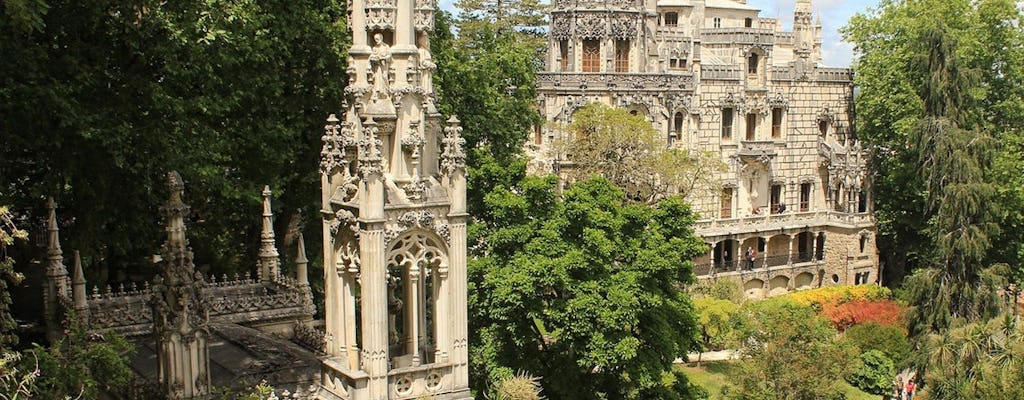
[694,210,874,239]
[537,72,695,91]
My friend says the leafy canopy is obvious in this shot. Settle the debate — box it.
[469,176,707,400]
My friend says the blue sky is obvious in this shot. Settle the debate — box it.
[746,0,881,67]
[436,0,881,67]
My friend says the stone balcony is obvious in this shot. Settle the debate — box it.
[736,139,778,162]
[536,72,695,92]
[693,210,874,240]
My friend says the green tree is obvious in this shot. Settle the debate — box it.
[469,176,706,400]
[920,314,1023,400]
[840,322,909,364]
[724,298,854,400]
[558,103,725,204]
[846,350,896,397]
[0,0,347,282]
[844,0,1024,286]
[0,207,27,349]
[693,297,739,367]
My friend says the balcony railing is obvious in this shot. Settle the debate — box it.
[694,210,874,236]
[699,28,776,45]
[694,253,821,277]
[537,72,695,91]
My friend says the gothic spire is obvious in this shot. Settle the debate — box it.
[45,197,65,274]
[71,250,89,321]
[295,232,309,286]
[258,185,280,282]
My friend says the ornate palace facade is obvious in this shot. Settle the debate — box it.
[532,0,879,298]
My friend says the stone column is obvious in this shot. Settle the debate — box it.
[761,236,770,269]
[406,262,421,365]
[358,119,390,398]
[787,234,794,265]
[434,263,450,362]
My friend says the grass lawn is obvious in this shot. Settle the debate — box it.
[677,361,878,400]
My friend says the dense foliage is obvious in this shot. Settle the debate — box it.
[0,0,348,282]
[724,298,854,400]
[559,103,725,204]
[845,350,896,396]
[469,177,707,399]
[844,0,1024,287]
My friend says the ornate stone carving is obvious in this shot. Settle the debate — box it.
[609,15,636,39]
[365,0,397,31]
[413,0,434,31]
[441,117,466,176]
[359,119,384,178]
[575,14,606,40]
[551,15,572,40]
[369,34,393,103]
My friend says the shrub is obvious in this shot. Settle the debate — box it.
[846,350,896,396]
[841,322,909,363]
[822,299,907,331]
[786,284,891,311]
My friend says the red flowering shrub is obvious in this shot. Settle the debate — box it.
[821,299,906,332]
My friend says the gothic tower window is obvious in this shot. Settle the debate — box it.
[721,107,734,140]
[665,12,678,27]
[746,113,757,140]
[582,39,600,72]
[799,182,812,211]
[748,53,760,74]
[720,187,734,218]
[615,40,630,72]
[674,112,685,134]
[819,119,829,138]
[771,107,784,138]
[559,40,569,72]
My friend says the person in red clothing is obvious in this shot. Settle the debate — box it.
[905,379,916,400]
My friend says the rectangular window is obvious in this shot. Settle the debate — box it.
[713,17,722,28]
[664,12,678,27]
[582,39,600,72]
[721,108,734,140]
[799,183,811,211]
[615,40,630,72]
[771,108,783,138]
[559,40,569,72]
[746,113,757,140]
[745,17,753,28]
[770,184,783,214]
[720,188,734,218]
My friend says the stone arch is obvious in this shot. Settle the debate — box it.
[385,229,449,367]
[794,272,814,290]
[743,278,765,300]
[768,275,790,297]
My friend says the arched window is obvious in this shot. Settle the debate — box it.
[386,230,449,368]
[674,112,685,134]
[748,53,760,74]
[818,120,829,138]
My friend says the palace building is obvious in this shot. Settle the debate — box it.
[531,0,879,298]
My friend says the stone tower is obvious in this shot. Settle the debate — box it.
[150,171,211,399]
[317,0,471,396]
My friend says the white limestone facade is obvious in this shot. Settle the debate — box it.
[316,0,472,397]
[532,0,879,299]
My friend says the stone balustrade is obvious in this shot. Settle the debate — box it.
[85,275,312,337]
[699,28,776,45]
[694,210,874,239]
[700,65,741,81]
[536,72,695,91]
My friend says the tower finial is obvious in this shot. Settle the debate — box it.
[295,232,309,286]
[46,197,63,259]
[72,250,89,320]
[258,185,280,282]
[162,171,191,250]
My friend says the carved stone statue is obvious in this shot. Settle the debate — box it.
[369,33,392,101]
[416,34,435,90]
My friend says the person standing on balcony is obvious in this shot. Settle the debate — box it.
[745,247,756,270]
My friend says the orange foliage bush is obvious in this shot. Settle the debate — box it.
[786,284,891,311]
[822,299,907,332]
